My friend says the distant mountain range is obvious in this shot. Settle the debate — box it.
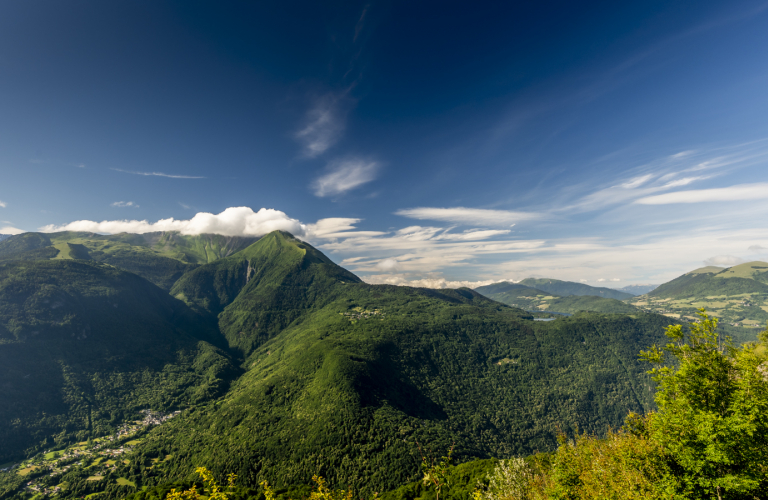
[614,284,658,295]
[474,279,639,315]
[0,234,11,243]
[0,230,671,498]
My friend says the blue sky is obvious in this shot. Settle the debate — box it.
[2,0,768,287]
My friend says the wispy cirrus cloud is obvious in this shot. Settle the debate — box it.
[0,200,6,208]
[635,182,768,205]
[111,168,205,179]
[296,92,354,158]
[395,207,541,226]
[312,158,379,197]
[111,201,139,208]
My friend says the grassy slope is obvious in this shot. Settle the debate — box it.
[114,233,670,495]
[518,279,634,300]
[0,260,238,463]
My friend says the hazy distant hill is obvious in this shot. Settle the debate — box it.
[518,278,634,300]
[615,284,658,295]
[0,234,11,243]
[474,282,639,315]
[0,231,259,291]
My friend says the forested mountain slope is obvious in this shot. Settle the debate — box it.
[172,231,361,356]
[0,232,259,291]
[0,231,676,498]
[0,260,238,463]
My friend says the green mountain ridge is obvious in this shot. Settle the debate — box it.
[0,232,260,291]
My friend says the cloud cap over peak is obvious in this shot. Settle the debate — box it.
[39,207,306,237]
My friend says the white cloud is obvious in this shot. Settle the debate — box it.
[179,202,192,209]
[363,274,503,289]
[296,93,352,158]
[662,176,707,188]
[671,150,695,159]
[703,255,744,266]
[748,244,768,253]
[395,207,540,226]
[111,201,139,208]
[376,258,399,271]
[112,168,205,179]
[620,174,654,189]
[312,158,379,197]
[39,207,306,237]
[434,229,512,240]
[0,226,24,235]
[0,200,6,208]
[636,183,768,205]
[305,218,387,239]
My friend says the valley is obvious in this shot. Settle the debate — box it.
[1,410,179,498]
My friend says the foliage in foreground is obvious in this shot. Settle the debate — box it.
[473,310,768,499]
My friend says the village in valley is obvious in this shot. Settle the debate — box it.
[0,409,180,497]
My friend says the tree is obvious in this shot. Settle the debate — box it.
[640,310,768,499]
[417,443,454,500]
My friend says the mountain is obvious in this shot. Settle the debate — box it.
[474,282,639,315]
[0,232,259,291]
[0,232,676,498]
[0,235,11,243]
[629,261,768,343]
[647,262,768,298]
[0,259,238,464]
[518,278,634,300]
[102,233,666,494]
[614,284,658,295]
